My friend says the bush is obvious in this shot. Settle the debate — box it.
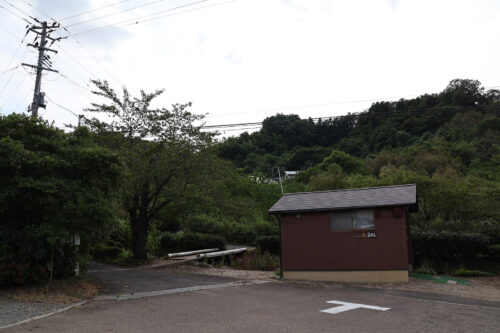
[222,222,256,245]
[180,214,224,235]
[452,267,493,277]
[256,235,280,255]
[0,114,122,286]
[489,244,500,257]
[159,232,225,255]
[92,243,123,261]
[0,238,77,287]
[411,231,490,270]
[254,220,279,237]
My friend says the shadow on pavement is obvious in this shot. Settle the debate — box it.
[88,261,236,295]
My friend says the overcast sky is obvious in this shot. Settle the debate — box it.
[1,0,499,135]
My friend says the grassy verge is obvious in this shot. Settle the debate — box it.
[0,275,100,304]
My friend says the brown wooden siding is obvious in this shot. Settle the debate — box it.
[280,208,409,271]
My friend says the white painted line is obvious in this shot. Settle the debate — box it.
[0,301,87,331]
[321,300,390,315]
[93,280,270,301]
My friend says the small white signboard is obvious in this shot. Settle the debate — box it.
[74,233,80,246]
[321,300,390,315]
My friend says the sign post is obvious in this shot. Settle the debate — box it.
[74,233,80,276]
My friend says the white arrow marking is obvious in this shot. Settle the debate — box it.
[321,300,390,314]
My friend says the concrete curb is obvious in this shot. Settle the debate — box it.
[0,300,88,331]
[94,280,270,301]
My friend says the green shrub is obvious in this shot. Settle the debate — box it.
[256,235,280,255]
[411,231,490,269]
[452,267,493,277]
[180,214,224,235]
[222,223,256,245]
[0,114,122,286]
[489,244,500,257]
[0,232,78,286]
[159,232,225,255]
[254,220,279,237]
[92,243,123,260]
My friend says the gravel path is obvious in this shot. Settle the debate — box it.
[0,298,67,327]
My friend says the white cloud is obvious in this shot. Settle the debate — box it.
[0,0,499,134]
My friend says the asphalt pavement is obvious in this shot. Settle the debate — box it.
[87,261,235,295]
[8,266,500,333]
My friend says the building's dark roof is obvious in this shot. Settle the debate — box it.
[268,184,417,214]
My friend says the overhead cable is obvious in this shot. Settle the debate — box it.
[70,0,236,37]
[65,0,174,28]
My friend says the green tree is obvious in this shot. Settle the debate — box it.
[0,114,121,285]
[85,80,214,259]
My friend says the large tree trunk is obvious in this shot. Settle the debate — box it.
[130,207,150,260]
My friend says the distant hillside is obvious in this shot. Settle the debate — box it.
[216,79,500,177]
[215,78,500,245]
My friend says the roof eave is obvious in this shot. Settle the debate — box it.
[268,202,418,215]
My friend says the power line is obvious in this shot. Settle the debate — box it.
[202,105,500,129]
[0,25,23,40]
[1,37,26,76]
[13,1,126,88]
[206,84,500,120]
[11,89,32,113]
[0,65,20,77]
[0,48,29,98]
[44,93,79,116]
[70,0,235,37]
[0,69,28,110]
[63,34,123,87]
[65,0,174,28]
[18,0,57,21]
[57,45,98,81]
[53,53,92,89]
[58,72,93,92]
[20,65,84,119]
[0,2,32,24]
[59,0,136,22]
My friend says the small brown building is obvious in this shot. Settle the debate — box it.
[269,184,417,283]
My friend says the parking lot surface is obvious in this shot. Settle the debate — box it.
[9,277,500,332]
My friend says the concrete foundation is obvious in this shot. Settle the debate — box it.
[283,270,409,283]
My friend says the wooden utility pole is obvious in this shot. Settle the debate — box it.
[22,20,62,117]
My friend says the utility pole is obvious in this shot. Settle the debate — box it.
[277,166,284,196]
[22,20,63,117]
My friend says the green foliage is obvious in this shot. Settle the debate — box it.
[85,80,215,260]
[411,231,490,271]
[159,232,225,255]
[222,222,256,245]
[0,114,121,286]
[489,244,500,257]
[92,243,123,261]
[319,150,366,174]
[256,235,280,255]
[216,79,500,176]
[254,220,279,237]
[452,267,493,277]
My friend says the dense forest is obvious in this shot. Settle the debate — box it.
[1,79,499,286]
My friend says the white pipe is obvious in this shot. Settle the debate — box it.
[168,248,219,258]
[197,248,247,259]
